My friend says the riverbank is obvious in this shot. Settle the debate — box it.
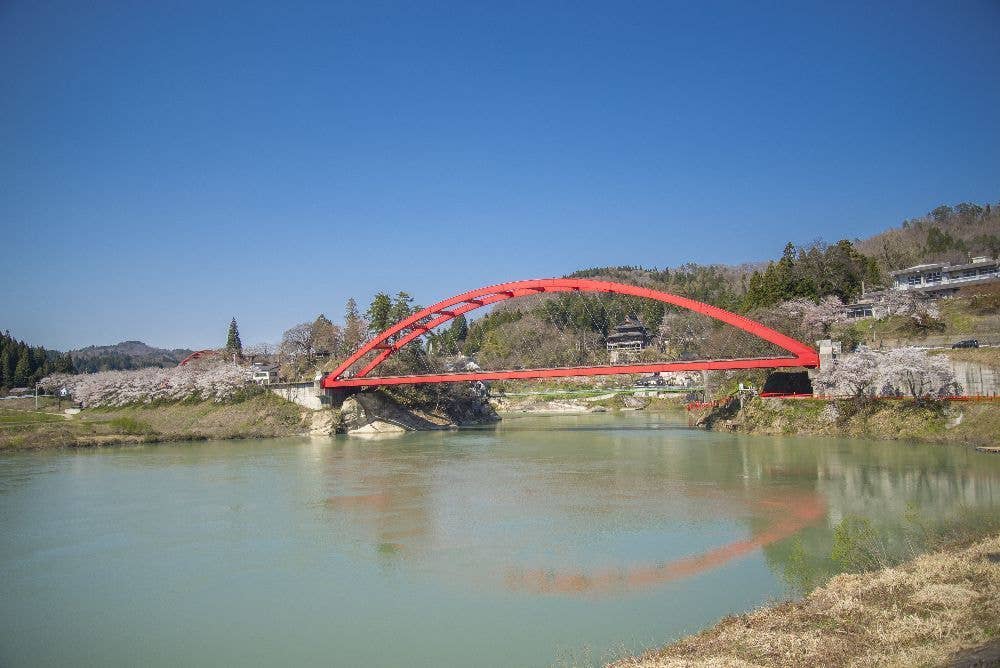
[0,393,306,450]
[0,387,501,448]
[696,397,1000,448]
[612,532,1000,667]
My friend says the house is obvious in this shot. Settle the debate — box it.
[889,256,999,297]
[247,363,279,385]
[606,315,651,364]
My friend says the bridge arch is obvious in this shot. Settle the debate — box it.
[322,278,819,388]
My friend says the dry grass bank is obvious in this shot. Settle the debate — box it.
[699,397,1000,448]
[0,393,306,450]
[613,533,1000,668]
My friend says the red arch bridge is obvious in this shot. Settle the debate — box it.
[321,278,819,389]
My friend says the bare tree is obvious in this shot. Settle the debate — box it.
[242,342,273,364]
[280,322,315,359]
[310,315,341,357]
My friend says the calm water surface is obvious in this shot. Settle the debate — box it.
[2,411,999,667]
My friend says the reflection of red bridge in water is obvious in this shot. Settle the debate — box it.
[322,278,819,389]
[505,489,827,596]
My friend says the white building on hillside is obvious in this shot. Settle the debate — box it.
[889,256,999,297]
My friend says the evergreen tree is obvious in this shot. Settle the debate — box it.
[13,351,31,386]
[366,293,393,334]
[226,317,243,355]
[0,330,76,389]
[54,352,76,374]
[0,348,12,387]
[448,315,468,343]
[341,297,366,356]
[390,291,415,324]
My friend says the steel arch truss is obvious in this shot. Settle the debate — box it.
[322,278,819,388]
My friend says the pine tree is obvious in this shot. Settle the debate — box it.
[390,291,415,324]
[448,315,468,343]
[341,298,366,356]
[13,350,31,386]
[226,317,243,355]
[54,352,76,374]
[366,293,393,334]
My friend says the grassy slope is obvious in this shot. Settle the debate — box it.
[835,289,1000,346]
[701,397,999,447]
[0,393,305,450]
[613,533,1000,668]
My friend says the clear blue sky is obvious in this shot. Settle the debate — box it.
[3,1,998,351]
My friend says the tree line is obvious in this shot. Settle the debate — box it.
[0,330,75,390]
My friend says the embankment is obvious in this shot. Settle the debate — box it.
[696,397,999,447]
[1,387,502,447]
[0,393,306,450]
[612,532,1000,668]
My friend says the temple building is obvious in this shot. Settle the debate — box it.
[606,315,651,364]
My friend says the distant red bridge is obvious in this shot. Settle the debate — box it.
[322,278,819,389]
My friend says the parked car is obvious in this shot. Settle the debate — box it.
[952,339,980,349]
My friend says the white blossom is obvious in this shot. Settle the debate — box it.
[881,291,940,320]
[876,347,958,398]
[777,296,847,341]
[40,361,249,407]
[814,347,959,398]
[814,348,881,398]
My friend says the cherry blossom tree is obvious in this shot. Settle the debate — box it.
[877,347,958,398]
[813,347,959,399]
[813,348,881,398]
[40,361,249,407]
[881,290,940,320]
[777,296,847,341]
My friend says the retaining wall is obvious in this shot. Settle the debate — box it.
[268,382,326,410]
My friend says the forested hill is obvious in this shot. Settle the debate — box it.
[567,239,875,313]
[0,330,74,390]
[857,202,999,269]
[69,341,194,373]
[569,199,998,312]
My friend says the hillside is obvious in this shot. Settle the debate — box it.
[69,341,194,373]
[568,200,997,309]
[857,202,999,270]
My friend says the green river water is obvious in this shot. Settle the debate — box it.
[2,410,999,667]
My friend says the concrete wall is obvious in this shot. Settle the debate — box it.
[950,361,999,396]
[269,381,326,410]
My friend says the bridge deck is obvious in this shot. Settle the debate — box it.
[322,356,817,388]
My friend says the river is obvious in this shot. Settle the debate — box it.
[2,410,999,667]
